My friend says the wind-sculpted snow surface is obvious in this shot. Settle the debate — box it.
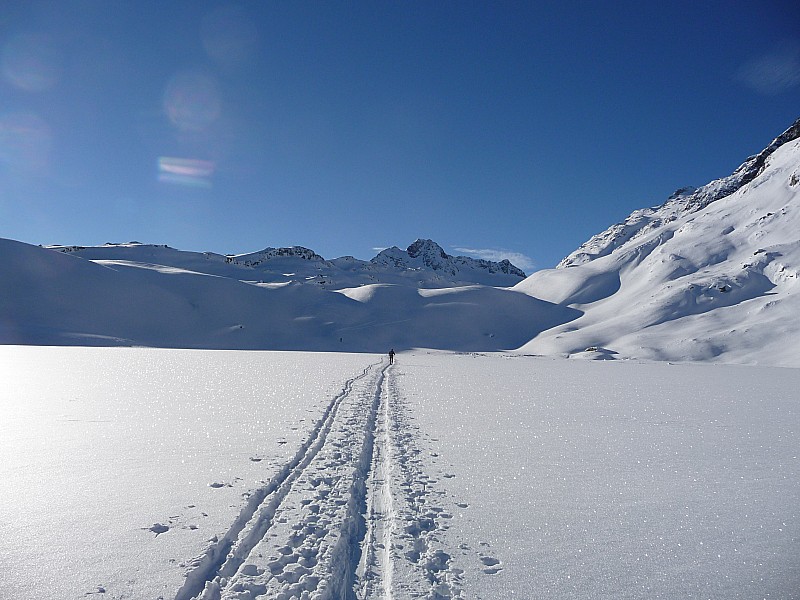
[517,128,800,365]
[0,347,375,599]
[2,347,800,598]
[0,237,569,353]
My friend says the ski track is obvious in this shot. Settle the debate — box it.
[174,359,466,600]
[378,372,464,600]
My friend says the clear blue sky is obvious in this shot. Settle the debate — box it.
[1,1,798,271]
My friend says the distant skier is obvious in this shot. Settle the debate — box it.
[388,349,395,365]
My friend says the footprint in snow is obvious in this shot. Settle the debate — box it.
[84,586,106,595]
[147,523,169,536]
[480,556,503,574]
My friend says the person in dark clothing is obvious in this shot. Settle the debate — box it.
[388,349,395,364]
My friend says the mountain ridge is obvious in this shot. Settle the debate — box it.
[3,117,799,365]
[559,117,800,269]
[47,237,528,289]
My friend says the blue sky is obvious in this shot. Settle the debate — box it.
[1,1,798,271]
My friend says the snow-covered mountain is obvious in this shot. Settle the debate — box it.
[558,118,800,269]
[0,236,559,352]
[370,238,525,285]
[516,117,800,366]
[48,238,526,289]
[2,118,799,365]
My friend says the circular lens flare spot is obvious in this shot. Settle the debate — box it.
[0,112,53,173]
[163,70,222,132]
[1,33,61,92]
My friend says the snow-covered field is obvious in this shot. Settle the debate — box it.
[2,346,798,599]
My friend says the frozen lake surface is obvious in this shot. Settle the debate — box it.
[1,347,798,599]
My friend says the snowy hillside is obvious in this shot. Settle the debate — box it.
[49,238,526,289]
[558,118,800,269]
[0,237,566,351]
[516,118,800,366]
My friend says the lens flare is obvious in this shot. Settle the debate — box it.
[1,33,61,92]
[158,156,215,188]
[0,112,52,174]
[163,70,221,132]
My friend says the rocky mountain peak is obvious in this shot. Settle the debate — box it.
[407,239,447,259]
[228,246,327,268]
[497,259,527,277]
[405,239,452,273]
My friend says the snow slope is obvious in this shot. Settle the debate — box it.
[0,237,571,352]
[516,119,800,366]
[557,118,800,269]
[48,238,527,289]
[2,347,798,599]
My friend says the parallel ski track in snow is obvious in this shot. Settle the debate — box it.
[175,359,463,600]
[174,361,381,600]
[356,367,396,599]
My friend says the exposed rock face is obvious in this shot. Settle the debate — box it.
[371,239,526,281]
[228,246,327,267]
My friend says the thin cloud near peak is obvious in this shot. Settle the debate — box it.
[736,41,800,95]
[453,247,536,272]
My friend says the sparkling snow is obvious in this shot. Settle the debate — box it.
[2,347,798,598]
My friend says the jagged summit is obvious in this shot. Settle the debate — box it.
[230,246,327,267]
[371,239,526,282]
[407,238,448,262]
[559,117,800,269]
[372,239,455,275]
[46,237,526,289]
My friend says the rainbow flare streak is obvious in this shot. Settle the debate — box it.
[158,156,215,188]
